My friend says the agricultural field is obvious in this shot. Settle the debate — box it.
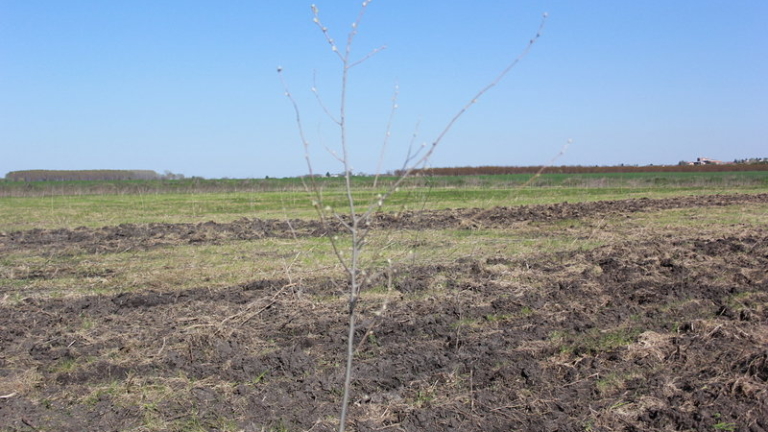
[1,174,767,431]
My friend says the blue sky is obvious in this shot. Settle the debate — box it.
[2,1,766,179]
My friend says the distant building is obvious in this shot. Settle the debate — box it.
[694,157,725,165]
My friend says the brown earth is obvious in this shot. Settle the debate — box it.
[1,194,768,431]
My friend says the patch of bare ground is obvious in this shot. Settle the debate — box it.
[1,193,767,431]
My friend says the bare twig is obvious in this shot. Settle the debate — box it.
[219,283,293,329]
[354,260,394,354]
[312,71,340,125]
[349,45,387,69]
[22,418,39,431]
[373,84,400,189]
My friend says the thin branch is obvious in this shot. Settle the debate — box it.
[401,123,424,171]
[278,68,323,205]
[432,14,548,151]
[354,259,394,354]
[348,45,387,69]
[373,83,400,189]
[358,121,422,244]
[342,1,373,66]
[360,12,549,240]
[312,71,341,125]
[280,70,356,281]
[517,138,572,188]
[455,137,571,227]
[311,4,344,62]
[325,146,346,164]
[332,211,352,231]
[327,234,353,276]
[277,69,313,175]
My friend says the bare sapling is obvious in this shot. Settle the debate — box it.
[279,2,547,431]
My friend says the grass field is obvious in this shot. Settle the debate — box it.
[1,174,767,431]
[1,171,766,231]
[1,169,767,196]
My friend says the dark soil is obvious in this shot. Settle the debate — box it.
[1,194,767,431]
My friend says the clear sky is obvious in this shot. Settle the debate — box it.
[2,1,766,179]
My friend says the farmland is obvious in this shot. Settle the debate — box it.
[1,173,767,431]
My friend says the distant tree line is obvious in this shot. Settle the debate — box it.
[733,157,768,164]
[4,170,185,182]
[397,163,768,177]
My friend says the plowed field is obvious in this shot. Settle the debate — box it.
[1,193,767,431]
